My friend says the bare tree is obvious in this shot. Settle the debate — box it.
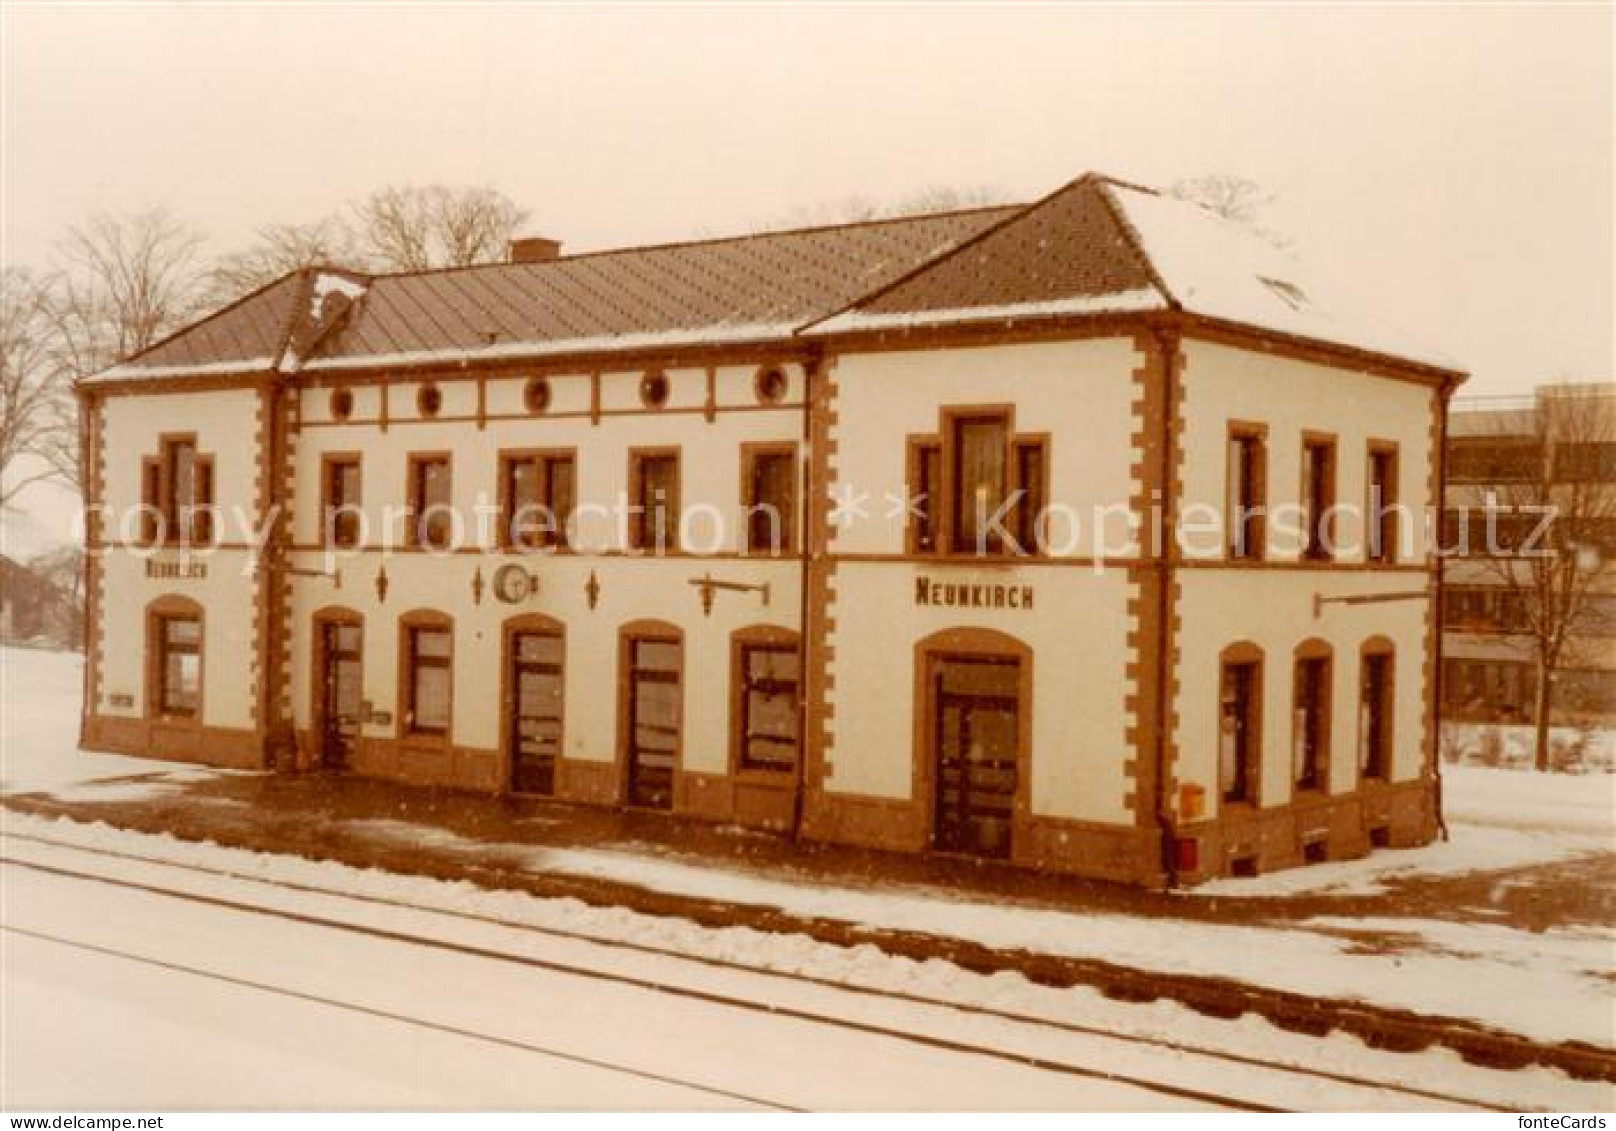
[350,185,529,272]
[1168,174,1290,248]
[747,183,1011,233]
[1472,385,1616,770]
[0,267,74,510]
[207,217,360,303]
[55,207,207,366]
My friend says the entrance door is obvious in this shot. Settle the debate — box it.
[319,622,362,770]
[626,637,680,809]
[509,630,563,795]
[932,656,1020,858]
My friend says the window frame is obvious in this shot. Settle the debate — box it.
[1359,640,1396,782]
[1226,422,1268,562]
[406,452,453,550]
[498,448,577,551]
[740,442,797,556]
[401,617,453,740]
[1366,440,1400,564]
[1292,642,1332,794]
[321,453,363,550]
[730,629,802,775]
[1218,644,1263,807]
[628,447,681,553]
[150,610,203,720]
[142,434,214,546]
[1300,431,1337,562]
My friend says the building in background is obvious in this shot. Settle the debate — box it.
[1441,383,1616,735]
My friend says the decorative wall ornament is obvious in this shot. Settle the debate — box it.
[491,563,537,604]
[375,565,389,604]
[585,570,601,610]
[472,566,485,605]
[688,572,771,616]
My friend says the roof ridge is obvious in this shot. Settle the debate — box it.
[356,202,1026,284]
[1093,179,1179,309]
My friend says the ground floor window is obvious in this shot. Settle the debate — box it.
[510,628,564,794]
[625,632,681,809]
[406,625,452,736]
[736,641,800,772]
[154,614,201,718]
[1292,650,1331,791]
[1219,653,1261,804]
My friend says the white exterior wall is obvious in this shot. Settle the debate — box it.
[1171,340,1438,815]
[95,388,261,730]
[824,338,1141,825]
[287,363,805,765]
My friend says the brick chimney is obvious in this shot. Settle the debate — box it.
[508,236,562,264]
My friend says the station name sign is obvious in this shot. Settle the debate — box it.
[914,576,1034,610]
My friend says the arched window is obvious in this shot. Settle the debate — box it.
[1292,639,1333,793]
[146,595,204,720]
[399,610,453,739]
[730,626,801,774]
[1218,641,1263,805]
[1359,637,1396,781]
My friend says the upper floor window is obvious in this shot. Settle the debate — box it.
[141,436,213,545]
[1301,434,1336,561]
[322,455,362,549]
[407,454,453,550]
[743,445,796,555]
[1366,443,1399,564]
[630,449,680,552]
[906,409,1046,557]
[501,450,575,550]
[1226,425,1267,561]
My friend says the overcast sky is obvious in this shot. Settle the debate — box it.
[1,4,1611,547]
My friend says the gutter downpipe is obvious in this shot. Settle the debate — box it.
[1152,323,1181,889]
[788,350,819,841]
[1431,377,1455,841]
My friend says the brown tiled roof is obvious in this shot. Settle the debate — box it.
[91,206,1018,381]
[811,176,1164,326]
[111,271,308,375]
[88,173,1461,382]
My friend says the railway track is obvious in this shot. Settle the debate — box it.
[8,795,1608,1086]
[1,828,1562,1111]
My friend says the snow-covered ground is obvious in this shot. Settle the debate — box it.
[3,644,1613,1108]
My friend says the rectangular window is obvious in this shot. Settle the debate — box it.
[1219,659,1259,804]
[1360,650,1393,780]
[1010,438,1047,554]
[1293,656,1330,791]
[1226,427,1267,561]
[1301,436,1336,561]
[501,451,575,550]
[406,626,452,736]
[323,456,362,549]
[630,450,680,552]
[140,457,161,544]
[909,440,941,554]
[155,615,201,718]
[736,642,800,772]
[743,446,796,555]
[408,455,452,549]
[951,413,1009,554]
[1366,444,1399,564]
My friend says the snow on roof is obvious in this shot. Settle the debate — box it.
[1104,183,1460,371]
[85,356,277,384]
[806,288,1163,336]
